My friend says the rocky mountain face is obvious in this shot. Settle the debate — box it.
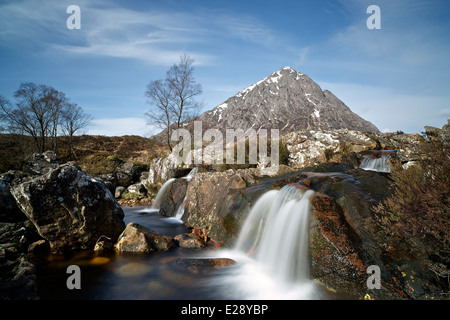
[198,66,379,134]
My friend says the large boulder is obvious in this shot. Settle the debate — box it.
[158,178,188,217]
[98,160,139,188]
[182,168,307,246]
[114,222,176,253]
[10,162,125,253]
[146,153,181,185]
[183,169,253,244]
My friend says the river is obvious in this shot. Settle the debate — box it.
[37,205,343,300]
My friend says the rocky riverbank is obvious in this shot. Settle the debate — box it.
[0,122,448,299]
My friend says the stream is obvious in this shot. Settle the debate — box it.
[37,204,345,300]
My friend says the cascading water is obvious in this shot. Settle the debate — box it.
[184,167,198,181]
[214,185,319,299]
[173,197,186,220]
[359,150,396,173]
[151,178,175,209]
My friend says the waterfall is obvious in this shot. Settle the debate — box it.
[174,197,186,220]
[184,167,198,181]
[151,178,176,209]
[215,185,317,299]
[236,185,315,283]
[359,154,391,173]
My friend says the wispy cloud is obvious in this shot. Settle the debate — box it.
[0,0,286,67]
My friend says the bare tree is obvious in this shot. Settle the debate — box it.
[145,54,202,151]
[0,83,53,153]
[60,102,92,160]
[167,53,202,128]
[145,79,174,151]
[1,82,89,156]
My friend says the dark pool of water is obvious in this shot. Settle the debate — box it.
[37,207,224,300]
[36,207,346,300]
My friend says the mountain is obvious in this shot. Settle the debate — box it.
[198,66,379,134]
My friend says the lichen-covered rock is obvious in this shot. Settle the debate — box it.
[23,151,59,175]
[114,222,176,253]
[10,162,125,253]
[146,153,181,185]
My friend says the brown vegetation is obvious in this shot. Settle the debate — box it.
[0,134,169,175]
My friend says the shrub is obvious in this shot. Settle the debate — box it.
[375,136,449,285]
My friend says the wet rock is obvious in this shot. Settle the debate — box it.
[0,248,38,300]
[304,164,444,299]
[93,235,115,253]
[114,222,176,253]
[10,162,125,253]
[171,258,235,274]
[174,233,206,249]
[183,169,252,243]
[0,171,26,223]
[159,179,188,217]
[309,193,367,297]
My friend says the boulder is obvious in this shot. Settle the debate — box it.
[115,186,127,198]
[146,153,181,185]
[309,193,367,297]
[174,233,206,249]
[114,222,176,253]
[127,183,147,197]
[115,161,138,187]
[10,162,125,253]
[0,244,38,300]
[183,169,252,243]
[159,178,188,217]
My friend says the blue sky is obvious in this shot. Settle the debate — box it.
[0,0,449,135]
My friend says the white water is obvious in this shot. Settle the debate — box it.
[359,154,391,173]
[151,178,175,209]
[154,167,197,221]
[167,196,186,224]
[213,185,319,299]
[184,167,198,181]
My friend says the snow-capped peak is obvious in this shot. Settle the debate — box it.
[281,66,295,72]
